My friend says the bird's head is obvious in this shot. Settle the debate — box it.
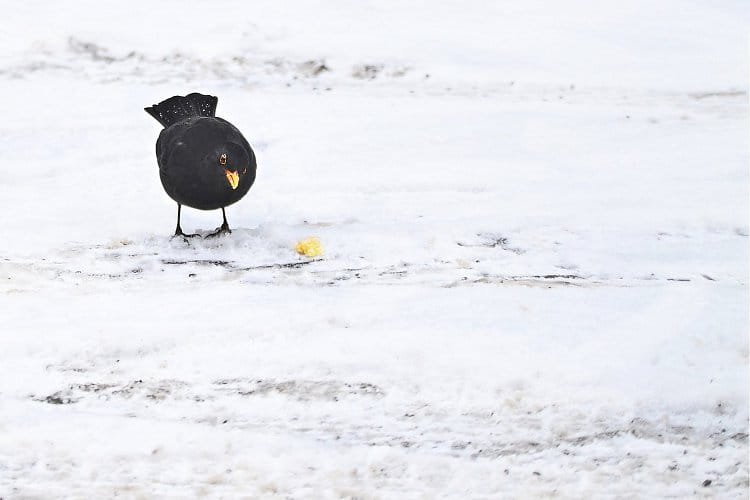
[214,142,251,190]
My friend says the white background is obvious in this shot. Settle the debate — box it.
[0,1,747,497]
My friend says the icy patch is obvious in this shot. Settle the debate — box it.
[0,222,746,291]
[0,37,415,88]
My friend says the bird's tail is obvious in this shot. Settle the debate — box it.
[144,93,218,128]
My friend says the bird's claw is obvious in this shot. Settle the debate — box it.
[204,224,232,239]
[172,229,201,241]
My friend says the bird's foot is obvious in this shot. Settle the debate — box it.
[204,223,232,239]
[172,228,201,241]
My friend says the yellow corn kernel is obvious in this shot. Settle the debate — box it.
[294,237,323,257]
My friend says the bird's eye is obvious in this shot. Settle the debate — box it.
[219,153,227,165]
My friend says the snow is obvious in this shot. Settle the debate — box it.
[0,1,748,498]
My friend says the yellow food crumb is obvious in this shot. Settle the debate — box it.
[295,237,323,257]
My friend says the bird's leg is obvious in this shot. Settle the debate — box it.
[174,203,184,236]
[221,207,231,232]
[172,204,200,239]
[205,207,232,238]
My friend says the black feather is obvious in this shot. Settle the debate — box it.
[145,92,218,128]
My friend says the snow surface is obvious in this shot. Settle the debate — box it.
[0,1,748,498]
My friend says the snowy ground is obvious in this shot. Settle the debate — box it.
[0,1,748,498]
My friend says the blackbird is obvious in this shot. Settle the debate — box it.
[145,93,257,237]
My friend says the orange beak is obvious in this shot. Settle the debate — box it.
[224,169,239,190]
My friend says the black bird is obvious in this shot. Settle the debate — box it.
[145,93,257,237]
